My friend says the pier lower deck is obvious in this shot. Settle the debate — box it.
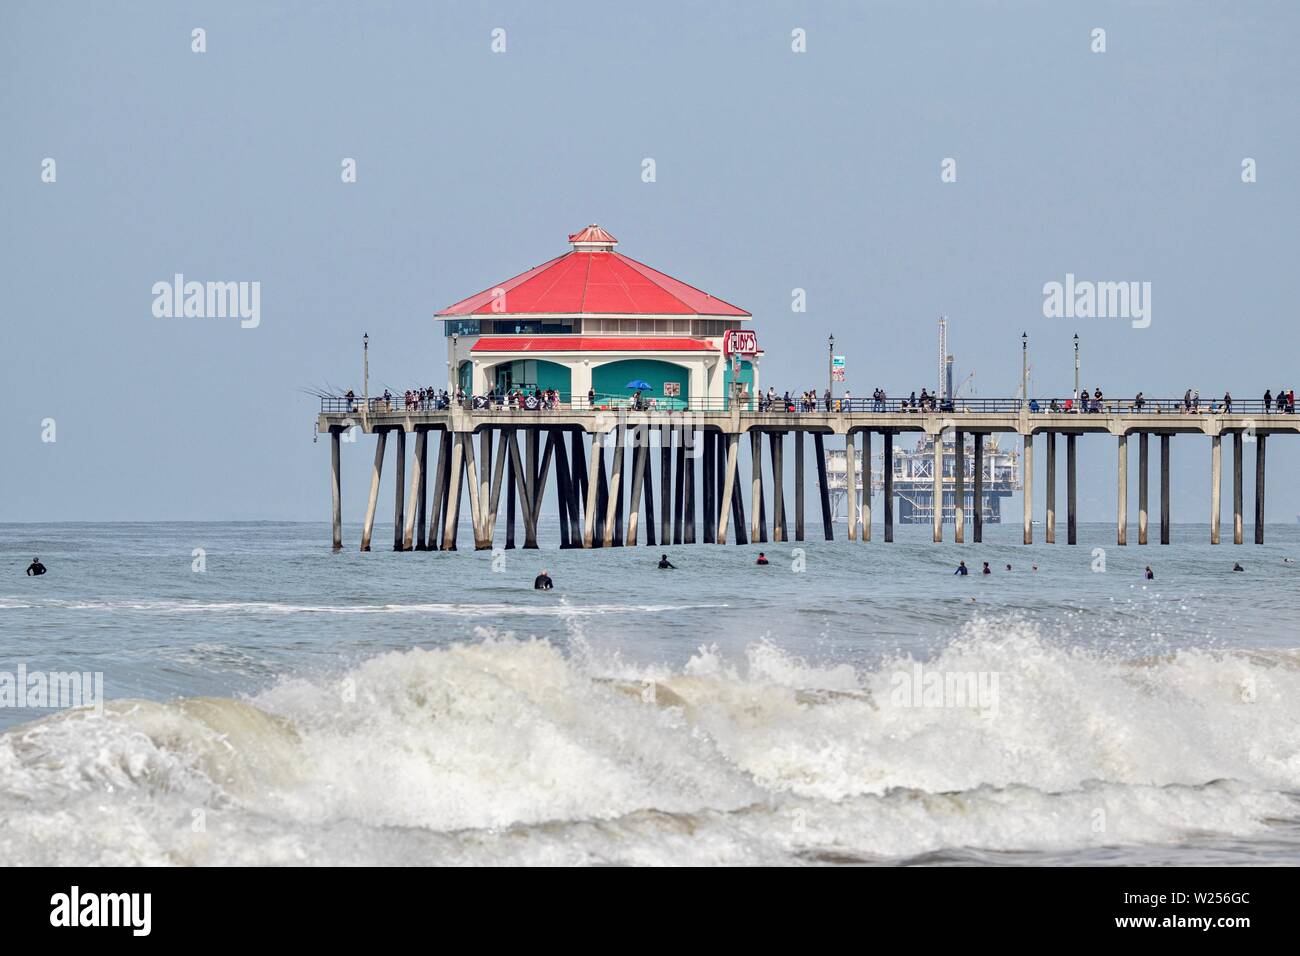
[318,403,1297,550]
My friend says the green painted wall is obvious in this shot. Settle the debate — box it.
[488,359,572,397]
[723,359,755,409]
[592,359,690,407]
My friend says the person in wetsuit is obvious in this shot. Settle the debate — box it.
[1145,566,1154,580]
[954,561,968,576]
[756,552,770,566]
[26,557,46,576]
[533,569,554,590]
[1232,563,1244,572]
[657,555,675,569]
[982,562,991,575]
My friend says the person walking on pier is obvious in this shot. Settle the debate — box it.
[1134,391,1144,411]
[26,557,46,576]
[1263,389,1272,413]
[823,388,832,412]
[658,555,676,569]
[533,569,554,590]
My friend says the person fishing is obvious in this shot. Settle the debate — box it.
[533,569,554,590]
[26,557,47,576]
[954,561,968,576]
[657,555,676,569]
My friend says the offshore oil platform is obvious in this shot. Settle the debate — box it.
[824,320,1022,524]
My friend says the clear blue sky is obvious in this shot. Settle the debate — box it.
[3,1,1296,523]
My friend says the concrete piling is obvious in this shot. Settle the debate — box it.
[330,427,343,551]
[361,430,387,552]
[1066,434,1077,545]
[1116,433,1127,546]
[1210,434,1221,545]
[972,432,983,544]
[845,431,857,542]
[953,431,964,544]
[1233,431,1243,545]
[814,432,833,541]
[1045,432,1056,544]
[1022,432,1032,545]
[1138,432,1149,546]
[1160,434,1171,545]
[1254,434,1266,544]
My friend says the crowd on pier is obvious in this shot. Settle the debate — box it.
[337,384,1298,416]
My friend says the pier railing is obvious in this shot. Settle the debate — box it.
[321,395,1293,416]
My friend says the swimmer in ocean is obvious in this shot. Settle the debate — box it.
[1232,563,1244,572]
[26,557,46,576]
[954,561,968,576]
[1145,566,1154,580]
[534,569,554,590]
[657,555,675,569]
[756,552,770,565]
[982,562,991,575]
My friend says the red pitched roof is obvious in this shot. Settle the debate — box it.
[470,336,716,353]
[438,227,750,318]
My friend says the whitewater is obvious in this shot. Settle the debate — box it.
[2,521,1298,865]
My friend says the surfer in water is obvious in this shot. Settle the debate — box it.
[1145,566,1154,580]
[657,555,676,569]
[533,569,554,590]
[954,561,968,576]
[756,552,770,565]
[26,557,47,576]
[982,562,991,575]
[1232,563,1244,572]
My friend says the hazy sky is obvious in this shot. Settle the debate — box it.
[3,1,1297,524]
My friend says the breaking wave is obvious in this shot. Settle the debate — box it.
[2,621,1298,865]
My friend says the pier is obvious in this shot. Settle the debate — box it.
[319,397,1294,551]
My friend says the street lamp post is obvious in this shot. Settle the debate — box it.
[1073,333,1080,404]
[449,331,458,395]
[828,334,835,406]
[1021,331,1028,406]
[362,332,370,426]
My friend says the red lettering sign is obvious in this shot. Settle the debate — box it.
[723,329,758,357]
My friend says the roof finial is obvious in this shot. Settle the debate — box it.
[568,224,618,251]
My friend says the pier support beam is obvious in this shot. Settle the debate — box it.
[403,429,427,551]
[660,425,672,546]
[1067,434,1077,545]
[861,431,872,542]
[883,431,895,543]
[1116,433,1128,545]
[361,430,387,552]
[1233,431,1243,545]
[750,431,763,543]
[682,429,695,544]
[1022,432,1033,545]
[845,432,857,542]
[627,427,647,546]
[583,433,601,548]
[1210,435,1221,545]
[771,432,786,542]
[1138,433,1149,546]
[933,431,944,543]
[1254,434,1267,544]
[794,431,805,542]
[718,433,740,544]
[707,429,717,541]
[392,429,406,551]
[462,430,486,550]
[487,429,508,546]
[603,427,625,548]
[505,444,517,550]
[814,433,833,541]
[330,428,342,551]
[428,431,451,550]
[1160,434,1171,545]
[673,428,685,544]
[414,429,430,550]
[953,431,964,544]
[1045,432,1056,544]
[441,432,464,551]
[973,433,983,544]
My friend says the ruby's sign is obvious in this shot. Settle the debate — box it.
[722,329,758,357]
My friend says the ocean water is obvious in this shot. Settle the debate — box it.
[2,520,1299,866]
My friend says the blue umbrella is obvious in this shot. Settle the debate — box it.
[626,380,652,390]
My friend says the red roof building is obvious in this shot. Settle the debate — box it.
[438,225,759,408]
